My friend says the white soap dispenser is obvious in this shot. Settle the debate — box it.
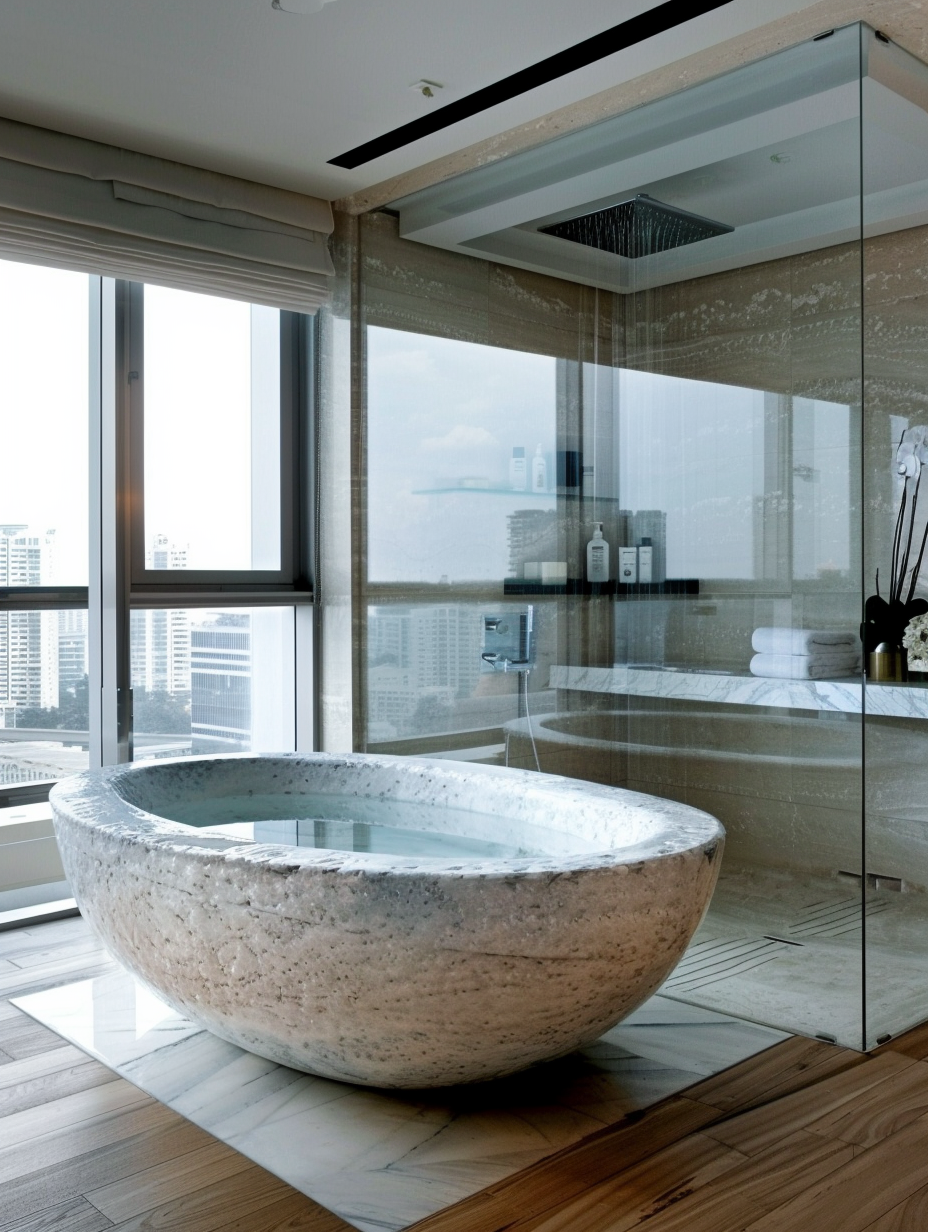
[532,444,547,491]
[586,522,610,583]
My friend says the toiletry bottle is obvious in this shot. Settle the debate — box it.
[509,446,527,491]
[587,522,610,582]
[638,537,653,584]
[619,545,638,584]
[532,444,547,491]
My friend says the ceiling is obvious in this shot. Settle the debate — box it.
[0,0,829,203]
[392,24,928,293]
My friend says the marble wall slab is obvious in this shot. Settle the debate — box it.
[551,663,928,720]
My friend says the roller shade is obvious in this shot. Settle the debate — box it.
[0,116,334,311]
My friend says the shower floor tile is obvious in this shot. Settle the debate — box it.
[666,867,928,1048]
[12,962,784,1232]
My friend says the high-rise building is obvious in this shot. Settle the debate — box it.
[367,605,483,740]
[507,509,557,578]
[0,525,58,718]
[57,610,87,707]
[130,534,191,695]
[190,613,251,753]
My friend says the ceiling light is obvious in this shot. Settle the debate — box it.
[271,0,338,13]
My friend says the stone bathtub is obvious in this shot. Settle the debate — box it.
[50,753,724,1089]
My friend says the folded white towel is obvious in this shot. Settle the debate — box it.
[750,653,861,681]
[752,628,858,656]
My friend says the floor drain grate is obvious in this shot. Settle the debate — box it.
[664,936,791,993]
[787,896,895,939]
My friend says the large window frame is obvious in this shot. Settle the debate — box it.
[126,282,309,592]
[0,272,316,812]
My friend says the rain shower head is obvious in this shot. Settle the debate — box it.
[539,193,734,258]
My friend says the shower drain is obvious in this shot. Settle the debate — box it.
[665,895,900,993]
[787,895,895,939]
[663,936,791,993]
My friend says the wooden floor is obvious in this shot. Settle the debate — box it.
[3,919,928,1232]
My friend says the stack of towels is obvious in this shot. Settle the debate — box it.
[750,628,861,680]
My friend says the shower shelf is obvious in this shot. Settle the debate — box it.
[503,578,698,596]
[411,488,628,500]
[550,664,928,721]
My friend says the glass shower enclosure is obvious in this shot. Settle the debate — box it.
[365,22,928,1050]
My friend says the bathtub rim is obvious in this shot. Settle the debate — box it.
[49,750,724,880]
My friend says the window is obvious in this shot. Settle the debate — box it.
[131,606,296,760]
[138,287,285,576]
[0,259,90,801]
[0,263,313,820]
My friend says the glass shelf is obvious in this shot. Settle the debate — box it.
[503,578,698,596]
[411,487,628,501]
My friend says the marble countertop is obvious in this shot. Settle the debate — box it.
[550,664,928,720]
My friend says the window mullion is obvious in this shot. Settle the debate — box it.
[88,277,132,767]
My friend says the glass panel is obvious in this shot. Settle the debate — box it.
[617,372,777,583]
[613,33,864,1045]
[0,259,89,585]
[862,28,928,1046]
[131,606,294,759]
[366,327,557,584]
[365,24,867,1046]
[143,287,281,571]
[0,609,90,785]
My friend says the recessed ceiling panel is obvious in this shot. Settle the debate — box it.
[393,24,928,294]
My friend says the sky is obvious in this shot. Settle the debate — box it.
[144,285,273,570]
[0,259,89,583]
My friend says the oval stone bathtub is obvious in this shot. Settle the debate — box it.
[50,753,724,1089]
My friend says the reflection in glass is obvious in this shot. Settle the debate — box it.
[366,327,556,584]
[143,287,281,571]
[617,370,774,581]
[792,398,853,582]
[366,602,555,750]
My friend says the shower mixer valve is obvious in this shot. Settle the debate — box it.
[481,607,535,672]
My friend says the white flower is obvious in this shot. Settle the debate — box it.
[903,613,928,666]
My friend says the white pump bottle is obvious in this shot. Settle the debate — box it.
[586,522,610,582]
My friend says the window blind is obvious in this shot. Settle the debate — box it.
[0,116,334,311]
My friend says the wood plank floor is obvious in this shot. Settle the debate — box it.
[0,916,350,1232]
[3,916,928,1232]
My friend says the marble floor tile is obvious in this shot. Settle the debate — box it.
[13,964,784,1232]
[665,869,928,1048]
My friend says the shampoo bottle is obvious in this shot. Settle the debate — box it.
[532,444,547,491]
[619,546,638,584]
[637,537,653,584]
[509,446,527,491]
[587,522,610,583]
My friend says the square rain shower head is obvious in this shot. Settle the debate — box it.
[540,193,734,258]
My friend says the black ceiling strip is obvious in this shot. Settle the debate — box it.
[329,0,735,170]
